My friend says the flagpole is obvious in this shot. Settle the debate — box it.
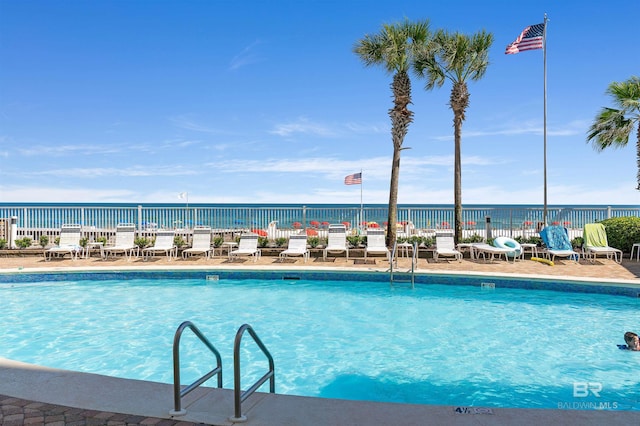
[360,169,363,232]
[543,14,548,225]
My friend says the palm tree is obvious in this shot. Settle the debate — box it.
[414,29,493,244]
[353,19,431,248]
[587,76,640,190]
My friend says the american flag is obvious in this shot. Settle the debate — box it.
[505,23,544,54]
[344,172,362,185]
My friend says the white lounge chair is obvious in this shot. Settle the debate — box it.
[323,224,349,260]
[101,223,138,261]
[279,234,309,262]
[433,232,462,262]
[182,226,214,260]
[142,229,177,261]
[470,243,512,262]
[45,224,82,261]
[540,226,580,263]
[582,223,622,263]
[229,233,261,262]
[365,228,389,261]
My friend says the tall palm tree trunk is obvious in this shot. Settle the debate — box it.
[451,81,469,244]
[636,125,640,189]
[386,71,413,248]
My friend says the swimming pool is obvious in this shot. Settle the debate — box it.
[1,270,638,411]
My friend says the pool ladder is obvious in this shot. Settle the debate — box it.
[389,241,417,289]
[170,321,275,423]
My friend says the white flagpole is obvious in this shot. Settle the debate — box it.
[543,14,548,225]
[360,169,363,232]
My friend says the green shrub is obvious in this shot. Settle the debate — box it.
[212,236,224,248]
[308,236,320,248]
[79,237,89,248]
[461,233,484,243]
[55,237,60,245]
[15,237,32,249]
[39,235,49,248]
[0,238,7,249]
[346,235,362,247]
[527,236,543,246]
[135,237,150,248]
[599,216,640,253]
[571,237,584,249]
[258,236,269,248]
[275,237,287,247]
[96,236,108,244]
[174,235,186,248]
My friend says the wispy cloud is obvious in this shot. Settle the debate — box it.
[170,115,232,135]
[269,117,337,137]
[18,144,126,156]
[433,120,588,141]
[22,165,199,178]
[229,40,264,71]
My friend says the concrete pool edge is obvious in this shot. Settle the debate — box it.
[1,357,638,426]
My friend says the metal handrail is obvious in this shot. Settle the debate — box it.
[229,324,275,423]
[170,321,223,416]
[390,241,417,289]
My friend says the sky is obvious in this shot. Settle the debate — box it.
[1,0,639,206]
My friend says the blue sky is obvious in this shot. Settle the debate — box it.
[1,0,638,205]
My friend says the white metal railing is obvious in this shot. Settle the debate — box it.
[1,204,637,239]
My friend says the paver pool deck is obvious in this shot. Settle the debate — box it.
[1,252,639,425]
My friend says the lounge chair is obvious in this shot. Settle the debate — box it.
[182,226,214,260]
[433,232,462,262]
[142,229,177,261]
[539,226,580,263]
[323,224,349,260]
[470,243,512,262]
[101,223,138,261]
[229,233,261,262]
[365,228,389,261]
[279,234,309,262]
[582,223,622,263]
[45,224,83,261]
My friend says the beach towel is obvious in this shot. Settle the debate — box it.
[540,226,572,250]
[583,223,609,248]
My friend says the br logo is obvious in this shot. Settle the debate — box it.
[573,382,602,398]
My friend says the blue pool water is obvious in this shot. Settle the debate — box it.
[1,272,638,411]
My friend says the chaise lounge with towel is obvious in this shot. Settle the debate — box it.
[539,225,580,263]
[582,223,622,263]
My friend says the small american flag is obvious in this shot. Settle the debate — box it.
[344,172,362,185]
[505,23,544,54]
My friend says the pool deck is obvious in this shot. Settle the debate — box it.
[1,252,639,425]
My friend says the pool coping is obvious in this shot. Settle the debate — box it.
[2,265,639,425]
[1,357,638,426]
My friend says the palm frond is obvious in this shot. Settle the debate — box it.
[587,107,634,150]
